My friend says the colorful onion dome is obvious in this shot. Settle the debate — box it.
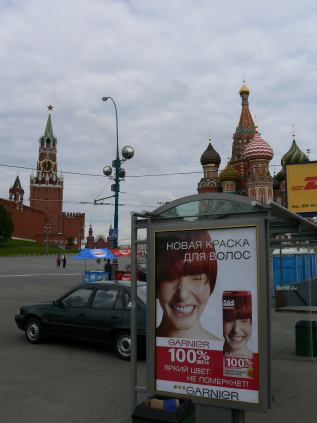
[239,82,250,95]
[276,168,285,183]
[200,138,221,166]
[219,161,239,182]
[281,139,309,166]
[243,129,273,161]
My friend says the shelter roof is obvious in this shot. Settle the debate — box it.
[134,193,317,247]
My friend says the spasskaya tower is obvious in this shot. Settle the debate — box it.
[30,105,64,234]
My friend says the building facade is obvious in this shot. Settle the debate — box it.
[85,224,115,249]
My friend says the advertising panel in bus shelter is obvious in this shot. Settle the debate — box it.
[153,224,264,409]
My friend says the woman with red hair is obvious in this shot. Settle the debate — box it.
[156,230,219,339]
[222,291,252,354]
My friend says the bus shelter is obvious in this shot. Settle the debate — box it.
[129,193,317,423]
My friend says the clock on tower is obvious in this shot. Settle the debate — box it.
[41,159,54,172]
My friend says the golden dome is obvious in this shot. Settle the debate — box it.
[239,82,250,95]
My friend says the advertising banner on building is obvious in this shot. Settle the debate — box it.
[286,162,317,216]
[154,225,260,406]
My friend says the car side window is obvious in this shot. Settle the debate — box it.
[114,289,124,310]
[124,291,131,310]
[91,288,119,309]
[62,288,92,308]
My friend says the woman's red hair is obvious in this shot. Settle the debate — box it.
[223,292,252,321]
[156,230,217,295]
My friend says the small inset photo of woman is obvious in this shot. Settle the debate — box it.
[222,291,254,379]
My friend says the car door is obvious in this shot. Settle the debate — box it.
[120,288,146,333]
[83,286,125,341]
[48,287,94,337]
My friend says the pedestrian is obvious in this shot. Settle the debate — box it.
[56,254,61,267]
[104,259,112,280]
[62,254,67,268]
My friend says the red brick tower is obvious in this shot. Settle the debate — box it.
[86,224,95,248]
[231,83,256,194]
[30,106,64,235]
[9,176,24,210]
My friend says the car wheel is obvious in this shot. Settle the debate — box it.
[25,318,45,344]
[114,332,131,360]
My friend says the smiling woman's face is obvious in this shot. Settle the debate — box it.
[223,318,252,352]
[158,274,210,332]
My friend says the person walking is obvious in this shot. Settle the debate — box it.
[104,259,112,280]
[62,254,67,268]
[56,254,61,267]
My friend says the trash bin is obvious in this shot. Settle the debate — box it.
[275,289,287,308]
[132,398,195,423]
[295,321,317,356]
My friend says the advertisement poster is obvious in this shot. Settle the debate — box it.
[286,161,317,216]
[155,226,259,405]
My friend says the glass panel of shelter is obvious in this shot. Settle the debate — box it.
[272,244,316,361]
[158,198,257,220]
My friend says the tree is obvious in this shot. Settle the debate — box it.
[0,205,14,241]
[66,236,75,248]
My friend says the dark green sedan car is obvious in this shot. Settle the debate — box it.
[15,281,146,360]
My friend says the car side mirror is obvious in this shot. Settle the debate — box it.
[53,299,63,307]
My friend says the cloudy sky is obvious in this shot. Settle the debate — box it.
[1,0,317,244]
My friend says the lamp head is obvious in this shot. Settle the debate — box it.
[102,97,110,102]
[103,166,112,177]
[122,145,134,160]
[118,168,126,179]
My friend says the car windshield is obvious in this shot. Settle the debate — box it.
[137,285,146,304]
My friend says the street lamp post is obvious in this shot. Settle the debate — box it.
[99,97,134,249]
[44,224,50,255]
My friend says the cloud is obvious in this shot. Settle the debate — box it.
[0,0,316,242]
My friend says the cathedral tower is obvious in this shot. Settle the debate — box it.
[219,160,239,193]
[197,137,221,193]
[243,127,274,204]
[30,106,64,235]
[231,83,256,193]
[275,133,309,206]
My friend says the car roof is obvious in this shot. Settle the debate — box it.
[79,280,146,289]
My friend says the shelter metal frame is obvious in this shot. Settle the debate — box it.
[130,193,317,423]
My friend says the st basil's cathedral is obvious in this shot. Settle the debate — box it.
[197,82,309,205]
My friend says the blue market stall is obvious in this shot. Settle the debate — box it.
[72,248,116,282]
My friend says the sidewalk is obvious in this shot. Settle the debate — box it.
[127,309,317,423]
[276,305,317,314]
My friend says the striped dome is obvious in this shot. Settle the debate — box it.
[281,139,309,166]
[243,130,273,161]
[219,161,239,182]
[200,140,221,166]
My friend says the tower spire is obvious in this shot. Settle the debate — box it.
[44,114,54,140]
[292,123,296,140]
[234,82,255,140]
[231,82,257,194]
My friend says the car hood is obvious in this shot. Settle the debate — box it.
[20,302,55,311]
